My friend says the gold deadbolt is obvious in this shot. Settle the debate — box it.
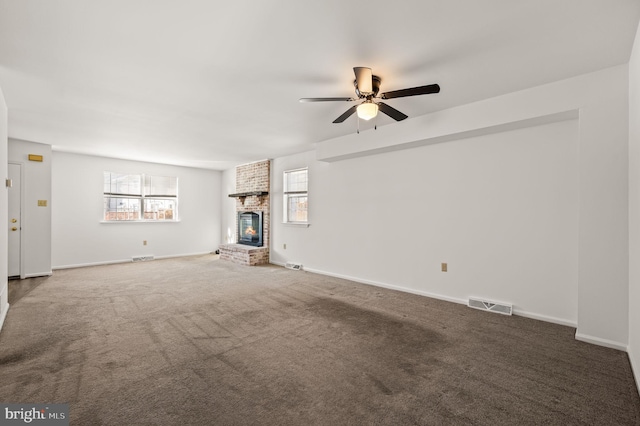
[11,218,17,223]
[11,227,17,231]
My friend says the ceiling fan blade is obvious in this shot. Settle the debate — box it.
[332,105,358,123]
[377,102,408,121]
[353,67,373,94]
[299,97,356,102]
[380,83,440,100]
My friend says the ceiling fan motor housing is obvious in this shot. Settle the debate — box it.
[355,75,381,98]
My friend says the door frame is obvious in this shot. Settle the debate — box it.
[8,161,25,279]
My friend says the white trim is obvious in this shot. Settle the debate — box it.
[575,333,628,352]
[0,303,9,332]
[0,281,9,332]
[276,262,466,306]
[53,252,214,270]
[512,309,577,328]
[24,271,53,278]
[282,222,310,228]
[283,166,308,174]
[8,161,25,279]
[53,259,133,270]
[630,347,640,395]
[154,252,216,260]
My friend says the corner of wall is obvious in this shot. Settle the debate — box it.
[221,167,238,245]
[627,16,640,395]
[0,84,9,332]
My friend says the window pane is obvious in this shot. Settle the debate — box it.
[285,169,307,192]
[287,195,307,222]
[104,172,142,195]
[104,197,141,220]
[143,198,176,220]
[145,175,177,197]
[103,172,179,222]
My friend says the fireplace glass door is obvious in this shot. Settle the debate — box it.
[238,211,263,247]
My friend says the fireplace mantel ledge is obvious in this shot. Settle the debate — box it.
[228,191,269,198]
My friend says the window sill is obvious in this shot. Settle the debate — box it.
[283,222,310,228]
[100,220,181,224]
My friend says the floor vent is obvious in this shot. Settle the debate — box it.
[285,262,302,271]
[132,255,155,262]
[468,297,512,316]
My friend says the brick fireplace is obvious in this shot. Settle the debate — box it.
[219,160,270,266]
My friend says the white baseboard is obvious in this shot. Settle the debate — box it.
[629,346,640,395]
[512,309,577,328]
[154,252,214,260]
[24,271,53,278]
[53,259,133,270]
[291,264,468,306]
[575,332,628,352]
[0,281,8,333]
[274,262,580,329]
[53,252,214,270]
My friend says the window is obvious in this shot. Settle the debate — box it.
[103,172,178,221]
[283,168,308,223]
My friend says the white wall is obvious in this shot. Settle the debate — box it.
[52,152,221,268]
[8,139,53,277]
[0,85,9,331]
[221,167,237,244]
[272,121,579,325]
[628,20,640,392]
[272,64,629,349]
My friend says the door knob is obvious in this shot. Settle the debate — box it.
[11,218,17,223]
[11,227,17,231]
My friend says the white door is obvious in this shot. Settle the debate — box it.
[8,163,21,277]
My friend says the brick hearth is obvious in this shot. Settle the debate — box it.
[218,243,269,266]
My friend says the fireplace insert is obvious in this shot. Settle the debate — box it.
[237,211,263,247]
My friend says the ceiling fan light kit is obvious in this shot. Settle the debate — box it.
[300,67,440,127]
[356,102,378,120]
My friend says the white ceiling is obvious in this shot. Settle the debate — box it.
[1,1,639,170]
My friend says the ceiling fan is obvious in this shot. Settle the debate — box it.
[300,67,440,123]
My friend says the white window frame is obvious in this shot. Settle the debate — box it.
[103,172,179,222]
[283,167,308,225]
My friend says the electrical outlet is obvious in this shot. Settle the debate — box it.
[441,263,448,272]
[143,240,147,246]
[283,243,287,249]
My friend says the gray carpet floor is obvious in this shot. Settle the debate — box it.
[1,255,639,425]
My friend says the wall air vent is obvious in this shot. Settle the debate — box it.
[285,262,302,271]
[468,297,512,316]
[132,255,155,262]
